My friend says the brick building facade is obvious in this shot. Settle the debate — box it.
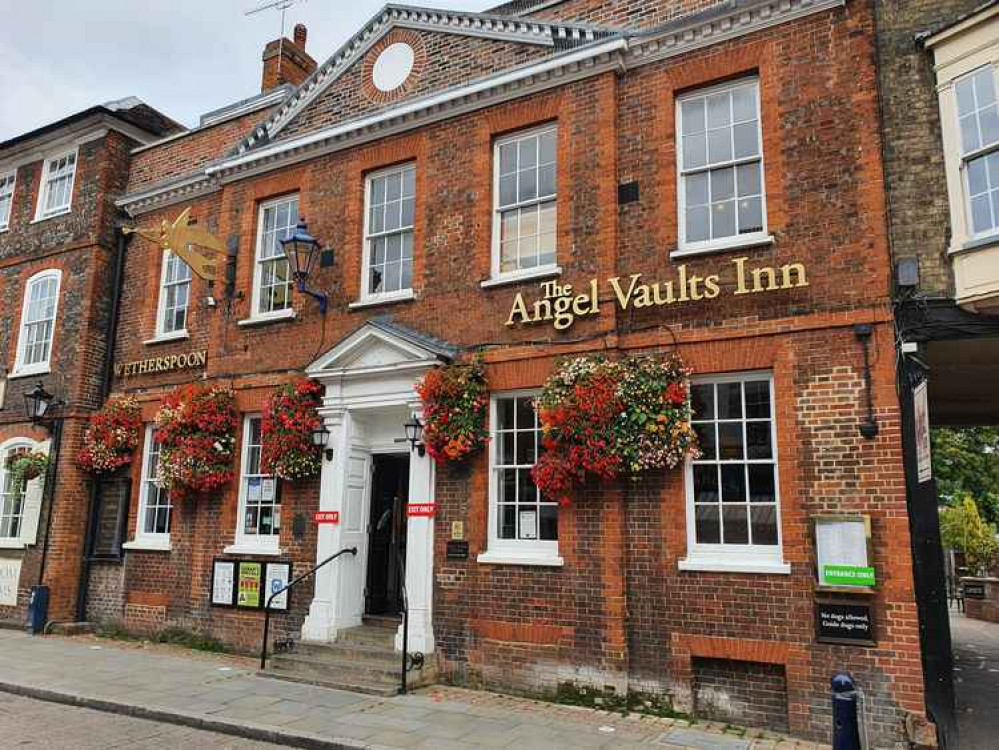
[0,100,180,624]
[51,1,929,746]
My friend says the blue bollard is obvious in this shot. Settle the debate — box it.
[831,673,862,750]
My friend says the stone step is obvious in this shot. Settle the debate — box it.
[268,653,401,690]
[261,669,400,698]
[292,641,400,668]
[336,625,397,648]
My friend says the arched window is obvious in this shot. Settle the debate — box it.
[0,441,33,540]
[14,269,61,375]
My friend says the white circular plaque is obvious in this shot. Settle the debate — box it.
[372,43,415,93]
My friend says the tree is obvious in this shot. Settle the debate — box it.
[931,427,999,525]
[940,496,998,575]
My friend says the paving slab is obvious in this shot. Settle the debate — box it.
[0,629,828,750]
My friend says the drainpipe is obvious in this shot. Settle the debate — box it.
[75,227,130,623]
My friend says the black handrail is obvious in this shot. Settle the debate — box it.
[259,546,357,670]
[399,553,409,695]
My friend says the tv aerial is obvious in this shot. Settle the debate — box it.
[245,0,308,81]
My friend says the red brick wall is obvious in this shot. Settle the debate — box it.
[105,1,922,744]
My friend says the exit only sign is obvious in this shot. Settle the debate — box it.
[314,511,340,525]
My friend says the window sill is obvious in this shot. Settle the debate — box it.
[0,226,8,234]
[223,542,283,556]
[0,539,26,550]
[481,265,562,289]
[144,331,190,346]
[123,538,172,553]
[477,552,564,568]
[31,209,71,225]
[237,309,297,327]
[956,232,999,254]
[678,556,790,575]
[8,365,51,380]
[671,233,775,259]
[349,290,416,310]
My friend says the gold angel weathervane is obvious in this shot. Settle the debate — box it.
[124,208,226,282]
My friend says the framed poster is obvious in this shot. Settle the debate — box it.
[211,560,236,607]
[914,381,932,483]
[264,562,291,611]
[814,515,875,590]
[236,561,263,609]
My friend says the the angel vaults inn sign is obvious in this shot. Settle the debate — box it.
[506,256,810,331]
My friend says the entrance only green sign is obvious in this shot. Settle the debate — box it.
[822,564,876,587]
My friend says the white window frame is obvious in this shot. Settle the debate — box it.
[247,194,298,324]
[123,426,172,552]
[954,65,999,241]
[34,148,78,221]
[12,268,62,378]
[0,440,33,543]
[360,162,417,304]
[0,169,15,231]
[153,250,192,341]
[675,77,773,257]
[680,371,788,574]
[487,124,561,287]
[226,415,282,555]
[478,389,563,567]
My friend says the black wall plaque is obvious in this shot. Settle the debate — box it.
[816,601,875,646]
[446,540,470,561]
[964,582,987,600]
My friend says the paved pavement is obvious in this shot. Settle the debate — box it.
[0,692,281,749]
[0,629,828,750]
[951,612,999,750]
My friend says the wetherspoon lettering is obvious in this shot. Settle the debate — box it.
[114,350,208,379]
[506,256,809,331]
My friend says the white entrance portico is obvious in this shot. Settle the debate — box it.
[301,318,454,655]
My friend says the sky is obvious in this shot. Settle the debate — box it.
[0,0,498,141]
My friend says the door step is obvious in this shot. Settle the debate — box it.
[262,623,435,697]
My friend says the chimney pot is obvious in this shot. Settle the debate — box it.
[294,23,307,49]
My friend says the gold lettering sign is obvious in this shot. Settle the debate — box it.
[506,257,809,331]
[114,350,208,379]
[124,207,225,282]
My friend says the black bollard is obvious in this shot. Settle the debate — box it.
[831,673,862,750]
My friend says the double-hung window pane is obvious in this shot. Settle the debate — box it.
[0,446,29,539]
[690,376,779,548]
[366,165,415,296]
[41,152,76,218]
[160,251,192,334]
[493,395,556,542]
[0,172,14,229]
[241,417,280,538]
[957,67,999,236]
[141,428,171,536]
[680,81,765,246]
[496,127,557,274]
[256,196,297,314]
[21,275,59,368]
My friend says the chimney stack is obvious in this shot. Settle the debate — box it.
[261,23,317,93]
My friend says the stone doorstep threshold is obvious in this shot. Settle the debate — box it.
[0,680,361,750]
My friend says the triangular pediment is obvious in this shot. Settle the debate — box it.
[233,5,614,155]
[306,318,455,379]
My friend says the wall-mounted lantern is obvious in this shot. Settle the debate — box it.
[280,217,329,314]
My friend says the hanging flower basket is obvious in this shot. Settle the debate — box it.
[261,378,324,481]
[154,385,237,495]
[416,357,490,463]
[532,354,699,505]
[7,451,50,494]
[77,397,142,475]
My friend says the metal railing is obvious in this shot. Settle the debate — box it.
[398,553,424,694]
[259,546,357,670]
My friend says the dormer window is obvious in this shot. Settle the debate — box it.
[0,171,15,230]
[35,150,77,220]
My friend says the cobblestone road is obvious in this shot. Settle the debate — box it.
[0,693,281,749]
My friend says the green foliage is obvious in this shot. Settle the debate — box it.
[932,427,999,525]
[940,496,999,574]
[95,622,232,654]
[551,681,686,719]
